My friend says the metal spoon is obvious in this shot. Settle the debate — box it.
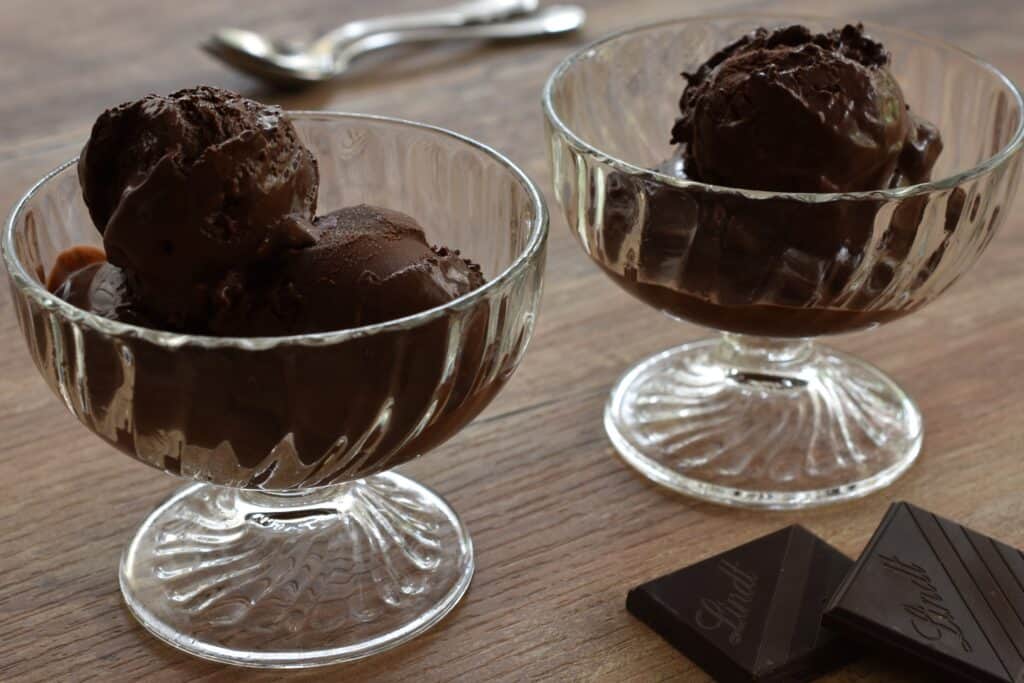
[204,0,537,84]
[204,2,584,87]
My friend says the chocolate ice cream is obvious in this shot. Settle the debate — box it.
[40,88,497,482]
[209,205,485,336]
[595,24,948,337]
[54,87,485,336]
[77,86,319,329]
[281,205,484,331]
[670,24,942,192]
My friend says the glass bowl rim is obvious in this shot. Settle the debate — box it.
[541,13,1024,203]
[2,111,549,350]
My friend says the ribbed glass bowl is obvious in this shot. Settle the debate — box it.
[543,16,1023,509]
[3,112,547,667]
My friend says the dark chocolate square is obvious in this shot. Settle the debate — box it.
[627,525,858,682]
[825,502,1024,683]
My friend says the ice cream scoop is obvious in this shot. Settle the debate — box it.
[670,24,942,193]
[77,85,319,329]
[284,205,484,330]
[208,205,485,335]
[56,88,486,338]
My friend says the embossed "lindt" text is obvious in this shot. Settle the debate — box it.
[878,554,972,652]
[694,560,757,645]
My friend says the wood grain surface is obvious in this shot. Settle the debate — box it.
[2,1,1023,681]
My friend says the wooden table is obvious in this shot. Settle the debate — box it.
[2,1,1022,680]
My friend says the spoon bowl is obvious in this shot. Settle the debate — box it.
[205,28,329,84]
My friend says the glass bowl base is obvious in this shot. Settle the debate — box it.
[119,472,473,668]
[605,335,923,510]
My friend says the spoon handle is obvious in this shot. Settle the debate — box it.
[308,0,538,56]
[333,4,585,69]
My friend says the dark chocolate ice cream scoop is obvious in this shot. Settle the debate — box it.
[286,205,484,329]
[78,85,319,329]
[671,24,942,192]
[209,205,485,336]
[56,87,487,337]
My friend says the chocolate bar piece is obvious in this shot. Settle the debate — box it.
[627,526,858,682]
[825,502,1024,682]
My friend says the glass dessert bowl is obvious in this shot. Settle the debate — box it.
[3,112,547,667]
[543,16,1024,509]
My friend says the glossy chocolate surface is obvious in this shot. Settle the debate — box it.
[628,526,858,682]
[826,503,1024,683]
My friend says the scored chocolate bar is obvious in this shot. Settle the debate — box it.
[627,525,859,682]
[825,502,1024,683]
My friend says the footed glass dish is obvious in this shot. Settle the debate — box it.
[3,113,547,667]
[543,16,1023,509]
